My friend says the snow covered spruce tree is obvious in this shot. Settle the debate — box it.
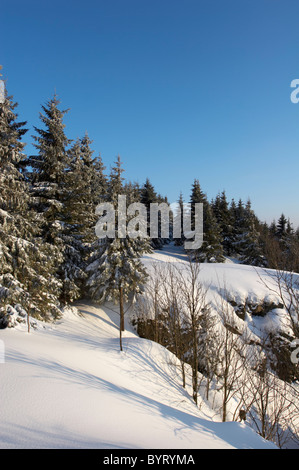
[227,198,239,253]
[188,179,224,262]
[123,180,142,205]
[26,94,85,303]
[27,94,71,240]
[87,156,152,350]
[140,177,165,249]
[201,203,225,263]
[67,133,98,244]
[173,192,186,247]
[0,87,61,325]
[234,199,266,267]
[64,133,109,301]
[59,136,89,302]
[212,191,234,256]
[274,213,298,269]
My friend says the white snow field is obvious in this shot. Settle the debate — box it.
[0,245,280,449]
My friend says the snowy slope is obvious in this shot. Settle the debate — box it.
[142,244,295,342]
[0,285,277,449]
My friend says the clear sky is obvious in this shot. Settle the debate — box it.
[2,0,299,228]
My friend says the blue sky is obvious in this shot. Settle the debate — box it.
[2,0,299,227]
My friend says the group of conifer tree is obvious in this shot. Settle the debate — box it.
[182,179,299,271]
[1,86,298,323]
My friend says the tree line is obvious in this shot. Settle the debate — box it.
[1,87,299,326]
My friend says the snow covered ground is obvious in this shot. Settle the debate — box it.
[142,244,296,343]
[0,245,279,449]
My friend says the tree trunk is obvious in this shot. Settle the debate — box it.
[181,362,186,388]
[119,285,124,351]
[191,314,198,405]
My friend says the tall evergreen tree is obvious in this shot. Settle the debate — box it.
[26,94,75,302]
[228,198,239,253]
[189,179,224,262]
[27,94,71,244]
[199,204,225,262]
[190,179,206,231]
[232,199,247,254]
[234,199,266,266]
[275,215,297,270]
[67,133,105,246]
[58,133,100,302]
[65,134,109,300]
[108,154,125,205]
[212,191,234,256]
[140,178,164,249]
[173,191,186,246]
[123,181,141,204]
[92,152,108,205]
[87,157,151,350]
[0,88,61,322]
[276,213,288,240]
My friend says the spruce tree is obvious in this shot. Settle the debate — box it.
[232,199,247,255]
[235,200,266,267]
[27,94,71,244]
[173,192,186,246]
[108,154,125,204]
[190,179,206,230]
[26,94,75,302]
[67,133,105,247]
[276,213,288,240]
[212,191,234,256]
[275,215,297,270]
[228,198,238,254]
[140,178,164,249]
[92,152,108,205]
[59,135,91,302]
[123,181,141,204]
[189,179,224,262]
[0,88,61,323]
[199,204,225,262]
[64,134,109,300]
[87,156,152,350]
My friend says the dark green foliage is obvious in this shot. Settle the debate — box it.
[199,204,225,263]
[230,199,266,266]
[212,191,234,256]
[140,177,165,249]
[174,192,186,246]
[189,179,224,262]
